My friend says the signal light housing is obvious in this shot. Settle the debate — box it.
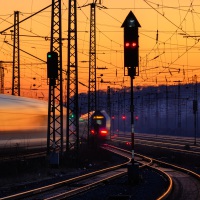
[124,36,138,68]
[121,11,141,77]
[47,51,58,79]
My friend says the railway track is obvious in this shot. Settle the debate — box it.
[0,145,160,200]
[114,134,200,156]
[106,144,200,200]
[135,133,200,145]
[0,148,46,162]
[1,144,200,199]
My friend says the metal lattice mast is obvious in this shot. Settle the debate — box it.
[0,64,4,94]
[177,81,181,129]
[67,0,79,151]
[165,78,169,131]
[47,0,63,155]
[12,11,20,96]
[88,2,96,137]
[107,86,111,138]
[193,75,198,145]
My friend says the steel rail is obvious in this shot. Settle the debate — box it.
[106,144,200,200]
[1,147,131,200]
[118,134,200,149]
[43,144,154,200]
[113,137,200,156]
[104,144,173,200]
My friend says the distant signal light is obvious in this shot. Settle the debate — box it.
[122,115,126,120]
[91,130,95,135]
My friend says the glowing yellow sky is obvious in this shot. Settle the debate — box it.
[0,0,200,100]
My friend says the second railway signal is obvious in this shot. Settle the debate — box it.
[47,51,58,79]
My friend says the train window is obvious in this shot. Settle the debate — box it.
[96,120,102,125]
[93,115,104,119]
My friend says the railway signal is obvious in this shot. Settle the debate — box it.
[121,11,141,77]
[122,11,141,184]
[47,51,58,79]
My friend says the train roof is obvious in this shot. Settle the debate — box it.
[0,94,48,114]
[99,110,110,121]
[0,94,47,105]
[79,111,94,121]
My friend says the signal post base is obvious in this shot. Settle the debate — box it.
[127,162,139,184]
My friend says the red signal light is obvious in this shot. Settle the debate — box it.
[91,130,95,135]
[132,42,137,47]
[122,115,126,120]
[125,42,130,47]
[125,42,137,48]
[135,116,139,120]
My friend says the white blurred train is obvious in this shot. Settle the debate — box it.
[0,94,50,149]
[0,94,111,150]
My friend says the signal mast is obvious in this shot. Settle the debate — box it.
[122,11,141,183]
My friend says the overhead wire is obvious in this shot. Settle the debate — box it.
[142,0,200,83]
[1,1,200,90]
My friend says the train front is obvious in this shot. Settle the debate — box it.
[90,110,110,141]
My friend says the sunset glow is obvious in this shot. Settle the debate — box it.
[0,0,199,99]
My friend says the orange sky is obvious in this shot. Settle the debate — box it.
[0,0,200,100]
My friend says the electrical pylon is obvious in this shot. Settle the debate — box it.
[85,1,106,140]
[88,2,97,139]
[12,11,20,96]
[0,64,4,94]
[193,75,198,145]
[47,0,63,159]
[67,0,79,151]
[174,80,182,132]
[107,86,111,138]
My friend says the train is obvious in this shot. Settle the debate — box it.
[0,94,111,150]
[0,94,50,149]
[79,110,111,141]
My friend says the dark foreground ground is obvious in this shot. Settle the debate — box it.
[0,142,179,199]
[69,168,167,200]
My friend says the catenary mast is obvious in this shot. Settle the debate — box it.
[12,11,20,96]
[66,0,79,151]
[47,0,63,163]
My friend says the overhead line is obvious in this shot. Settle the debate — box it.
[0,1,56,34]
[4,41,46,63]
